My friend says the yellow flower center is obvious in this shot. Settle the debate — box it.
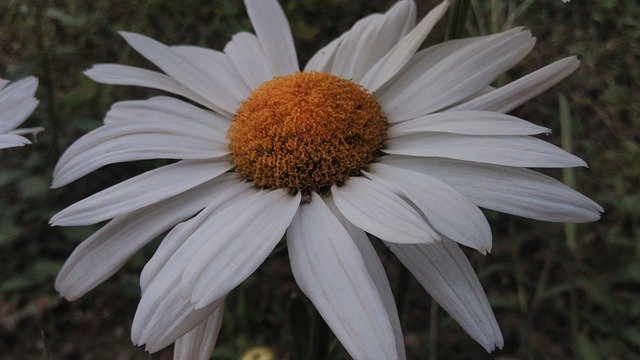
[228,72,387,192]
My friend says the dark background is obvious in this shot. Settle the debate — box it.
[1,0,638,358]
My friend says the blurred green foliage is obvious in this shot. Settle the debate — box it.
[0,0,638,359]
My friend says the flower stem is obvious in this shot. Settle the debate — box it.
[428,300,438,360]
[445,0,471,40]
[33,0,61,159]
[559,94,580,353]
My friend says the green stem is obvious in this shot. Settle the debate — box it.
[445,0,471,41]
[33,1,61,160]
[428,301,438,360]
[559,94,580,353]
[395,265,411,324]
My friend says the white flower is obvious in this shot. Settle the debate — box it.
[52,0,602,358]
[0,76,41,149]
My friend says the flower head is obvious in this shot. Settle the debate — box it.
[0,76,41,150]
[52,0,602,358]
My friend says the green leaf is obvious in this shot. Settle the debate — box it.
[576,333,601,360]
[287,293,312,360]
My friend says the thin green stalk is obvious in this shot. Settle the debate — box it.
[560,95,577,250]
[428,301,438,360]
[395,265,411,324]
[470,0,487,35]
[445,0,471,40]
[559,94,580,353]
[33,0,61,159]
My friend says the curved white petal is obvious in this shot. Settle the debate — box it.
[244,0,299,75]
[304,33,346,72]
[135,279,225,353]
[171,45,250,105]
[0,76,39,135]
[54,174,247,301]
[330,1,416,83]
[224,32,274,90]
[0,76,38,104]
[182,190,301,308]
[53,97,230,187]
[374,29,519,103]
[379,28,535,122]
[367,163,492,253]
[386,239,503,352]
[0,133,30,149]
[0,96,39,132]
[119,31,242,115]
[50,160,232,226]
[331,176,438,244]
[451,56,580,113]
[53,132,226,188]
[380,155,603,222]
[325,197,406,360]
[137,191,242,295]
[103,96,230,129]
[360,1,449,91]
[83,64,227,115]
[384,133,587,168]
[139,188,258,304]
[173,303,224,360]
[387,111,550,137]
[134,189,299,351]
[288,192,398,360]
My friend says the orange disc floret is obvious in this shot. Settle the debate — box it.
[228,72,387,192]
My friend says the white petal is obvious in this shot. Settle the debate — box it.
[387,111,550,137]
[104,96,230,129]
[384,133,587,168]
[53,131,226,188]
[173,303,224,360]
[134,190,298,351]
[379,29,535,122]
[139,188,258,303]
[0,133,30,149]
[386,239,503,352]
[83,64,229,116]
[366,164,491,253]
[325,197,406,360]
[244,0,299,75]
[287,192,398,360]
[329,1,416,83]
[171,45,250,105]
[0,96,39,132]
[331,176,438,244]
[374,30,519,104]
[119,31,242,115]
[50,160,231,226]
[53,97,230,187]
[304,33,345,72]
[0,76,38,103]
[134,278,225,353]
[54,174,247,300]
[181,190,301,308]
[224,32,274,90]
[360,1,449,91]
[451,56,580,113]
[380,155,603,222]
[0,77,38,133]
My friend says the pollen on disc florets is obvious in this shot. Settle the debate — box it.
[227,71,387,192]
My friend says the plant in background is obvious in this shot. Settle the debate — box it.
[0,76,41,150]
[51,0,601,358]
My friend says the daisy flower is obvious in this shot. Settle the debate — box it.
[0,76,41,149]
[52,0,602,358]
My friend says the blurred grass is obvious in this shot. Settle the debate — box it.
[0,0,639,359]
